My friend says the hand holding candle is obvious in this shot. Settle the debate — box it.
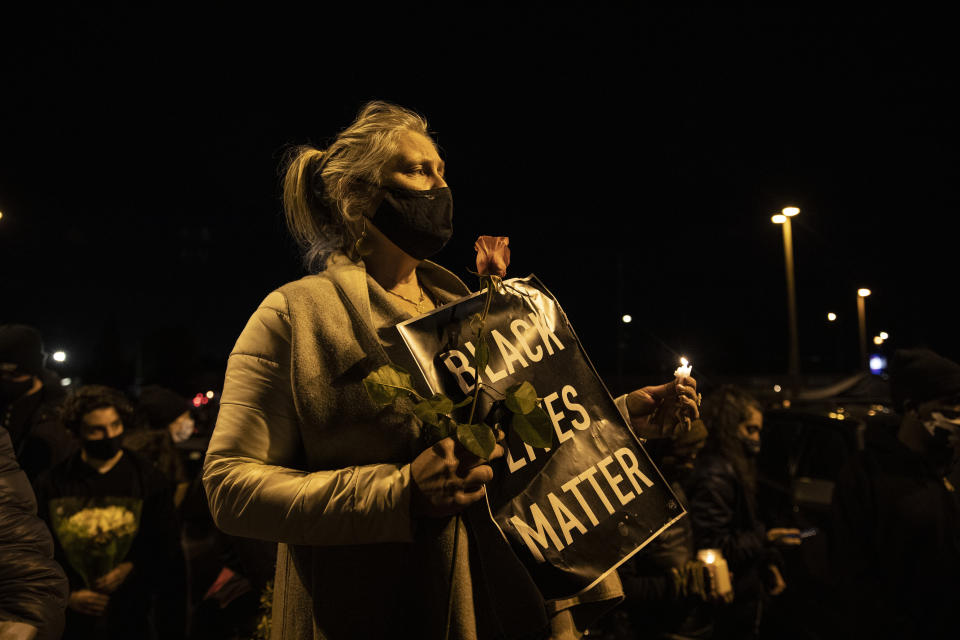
[624,356,701,439]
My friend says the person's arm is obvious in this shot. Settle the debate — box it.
[0,428,68,640]
[616,377,700,441]
[688,463,765,567]
[203,291,416,546]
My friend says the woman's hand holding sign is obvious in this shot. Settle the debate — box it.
[411,433,506,517]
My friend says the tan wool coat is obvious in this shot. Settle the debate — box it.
[202,254,622,640]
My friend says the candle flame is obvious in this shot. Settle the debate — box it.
[680,357,689,367]
[703,550,715,564]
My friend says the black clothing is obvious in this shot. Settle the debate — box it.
[687,453,779,639]
[612,470,713,639]
[0,426,68,640]
[832,435,960,639]
[123,428,189,488]
[34,449,186,640]
[3,376,76,482]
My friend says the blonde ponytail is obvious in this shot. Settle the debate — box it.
[280,101,434,272]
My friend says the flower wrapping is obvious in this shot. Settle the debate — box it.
[48,496,143,588]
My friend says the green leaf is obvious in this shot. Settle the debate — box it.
[475,336,490,373]
[512,406,554,449]
[468,313,483,332]
[413,393,454,426]
[505,381,538,415]
[362,364,415,407]
[456,422,496,459]
[438,415,456,439]
[451,396,474,410]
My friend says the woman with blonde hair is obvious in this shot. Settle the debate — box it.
[202,101,699,639]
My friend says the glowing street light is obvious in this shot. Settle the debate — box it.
[874,336,884,345]
[772,206,801,394]
[827,312,837,322]
[52,351,66,363]
[857,288,871,371]
[621,314,632,324]
[879,331,889,340]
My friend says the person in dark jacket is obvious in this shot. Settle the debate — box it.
[34,385,186,640]
[1,324,76,482]
[832,348,960,639]
[603,419,719,639]
[687,386,800,639]
[0,425,69,640]
[124,385,193,508]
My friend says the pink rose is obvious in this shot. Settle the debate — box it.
[474,236,511,278]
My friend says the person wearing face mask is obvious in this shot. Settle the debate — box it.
[124,385,193,508]
[831,348,960,639]
[201,101,700,640]
[33,385,185,639]
[1,324,76,482]
[686,386,800,639]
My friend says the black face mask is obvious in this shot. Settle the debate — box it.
[0,378,34,403]
[739,436,761,457]
[82,434,123,460]
[371,186,453,260]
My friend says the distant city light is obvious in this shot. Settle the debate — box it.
[858,288,872,298]
[0,211,4,220]
[621,314,632,324]
[61,377,72,387]
[879,331,889,340]
[206,390,215,399]
[52,351,66,362]
[774,384,782,393]
[874,336,884,345]
[869,354,887,374]
[771,214,787,224]
[827,312,837,322]
[782,206,800,216]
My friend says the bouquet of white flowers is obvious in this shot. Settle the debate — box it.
[49,496,143,588]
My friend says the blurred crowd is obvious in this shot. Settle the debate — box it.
[2,321,958,639]
[1,324,275,640]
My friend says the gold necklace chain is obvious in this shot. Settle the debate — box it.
[387,283,426,312]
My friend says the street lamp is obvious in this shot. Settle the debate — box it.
[772,206,801,395]
[857,288,871,371]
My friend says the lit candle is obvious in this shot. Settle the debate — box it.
[697,548,733,598]
[674,356,692,380]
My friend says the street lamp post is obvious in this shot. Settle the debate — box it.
[772,206,801,395]
[857,288,871,371]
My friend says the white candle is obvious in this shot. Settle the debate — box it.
[697,548,733,598]
[674,356,692,380]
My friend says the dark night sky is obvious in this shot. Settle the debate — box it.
[2,4,959,396]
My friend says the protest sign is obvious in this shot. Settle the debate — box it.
[393,275,685,600]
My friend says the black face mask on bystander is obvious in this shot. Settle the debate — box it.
[0,378,34,403]
[82,434,123,460]
[739,436,761,457]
